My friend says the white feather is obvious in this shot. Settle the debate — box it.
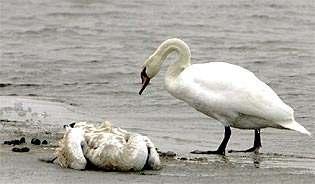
[55,122,161,171]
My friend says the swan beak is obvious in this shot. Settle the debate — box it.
[139,67,150,95]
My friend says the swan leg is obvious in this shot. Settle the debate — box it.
[228,129,261,153]
[191,126,231,155]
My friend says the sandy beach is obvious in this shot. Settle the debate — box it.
[1,96,315,184]
[1,145,314,184]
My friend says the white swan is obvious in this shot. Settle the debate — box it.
[55,121,160,171]
[139,38,311,155]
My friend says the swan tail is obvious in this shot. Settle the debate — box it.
[279,120,311,136]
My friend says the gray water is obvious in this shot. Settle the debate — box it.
[1,0,315,181]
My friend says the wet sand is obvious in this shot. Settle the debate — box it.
[1,97,315,184]
[1,139,314,184]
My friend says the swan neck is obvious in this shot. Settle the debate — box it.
[154,39,191,79]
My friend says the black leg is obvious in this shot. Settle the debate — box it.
[228,129,261,153]
[191,126,231,155]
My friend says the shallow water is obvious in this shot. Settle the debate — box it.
[1,0,315,182]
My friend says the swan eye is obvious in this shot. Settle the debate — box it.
[140,67,147,84]
[139,67,151,95]
[69,122,76,128]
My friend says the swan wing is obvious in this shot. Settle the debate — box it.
[55,127,87,170]
[177,62,295,125]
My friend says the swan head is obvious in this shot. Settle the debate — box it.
[139,56,160,95]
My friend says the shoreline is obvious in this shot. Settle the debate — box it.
[1,96,315,183]
[1,142,315,184]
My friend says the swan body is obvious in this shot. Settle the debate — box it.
[139,38,310,154]
[172,62,307,132]
[55,121,160,171]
